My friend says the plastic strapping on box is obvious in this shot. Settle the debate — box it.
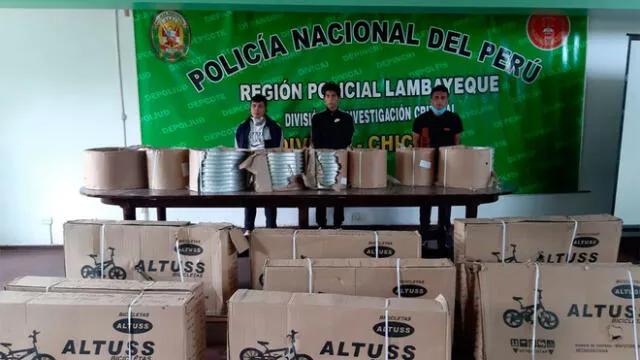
[174,234,185,282]
[100,224,106,279]
[127,282,154,360]
[151,149,159,189]
[384,298,390,360]
[411,149,415,186]
[531,263,541,360]
[358,151,363,187]
[291,230,299,259]
[442,148,449,188]
[500,221,507,264]
[628,269,639,360]
[306,258,313,294]
[395,258,401,298]
[566,217,579,264]
[44,280,64,293]
[373,231,380,258]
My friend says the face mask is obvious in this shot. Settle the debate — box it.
[433,107,447,115]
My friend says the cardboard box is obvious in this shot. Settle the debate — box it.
[4,276,204,299]
[189,149,205,191]
[395,148,436,186]
[437,145,494,189]
[302,148,348,191]
[458,262,640,360]
[263,258,455,305]
[146,147,189,190]
[0,290,204,360]
[249,229,422,289]
[348,149,388,188]
[228,289,451,360]
[63,220,249,315]
[240,149,306,192]
[83,147,147,190]
[454,214,622,264]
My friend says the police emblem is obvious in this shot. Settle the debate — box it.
[150,10,191,62]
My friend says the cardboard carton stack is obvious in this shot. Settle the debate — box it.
[454,214,626,360]
[249,229,422,289]
[229,228,457,359]
[0,277,206,360]
[62,220,249,316]
[1,218,251,360]
[228,289,452,360]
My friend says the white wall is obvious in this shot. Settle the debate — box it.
[614,38,640,225]
[0,9,635,245]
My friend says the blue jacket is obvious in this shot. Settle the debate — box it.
[235,116,283,149]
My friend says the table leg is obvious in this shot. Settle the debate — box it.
[157,207,167,221]
[465,204,479,218]
[298,207,309,228]
[122,204,136,220]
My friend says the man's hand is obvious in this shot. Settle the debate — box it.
[412,133,420,148]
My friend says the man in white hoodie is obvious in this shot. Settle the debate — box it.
[235,94,284,235]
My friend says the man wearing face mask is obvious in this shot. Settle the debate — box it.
[311,81,355,229]
[235,94,283,236]
[411,85,463,251]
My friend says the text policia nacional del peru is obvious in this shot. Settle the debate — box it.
[186,20,544,93]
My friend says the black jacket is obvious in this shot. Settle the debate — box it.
[311,109,354,149]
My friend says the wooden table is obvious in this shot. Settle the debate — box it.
[80,183,514,227]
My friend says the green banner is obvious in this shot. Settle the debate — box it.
[133,11,587,194]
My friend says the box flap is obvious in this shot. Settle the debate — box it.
[65,219,191,226]
[4,276,66,291]
[5,276,201,294]
[0,290,45,304]
[265,258,453,269]
[195,223,249,253]
[229,228,250,253]
[27,291,191,307]
[291,292,448,313]
[228,289,293,304]
[455,214,621,226]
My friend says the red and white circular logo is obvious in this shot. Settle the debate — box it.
[526,15,571,51]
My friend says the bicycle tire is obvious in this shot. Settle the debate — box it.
[109,266,127,280]
[80,265,94,279]
[538,311,559,330]
[35,354,55,360]
[295,354,313,360]
[0,351,8,360]
[239,347,263,360]
[503,309,523,328]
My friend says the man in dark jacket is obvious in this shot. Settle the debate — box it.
[310,82,355,228]
[412,85,463,251]
[235,94,283,236]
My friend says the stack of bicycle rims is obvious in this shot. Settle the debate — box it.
[199,148,249,193]
[315,150,341,189]
[267,151,304,187]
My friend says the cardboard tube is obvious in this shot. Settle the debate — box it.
[83,147,147,190]
[145,148,189,190]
